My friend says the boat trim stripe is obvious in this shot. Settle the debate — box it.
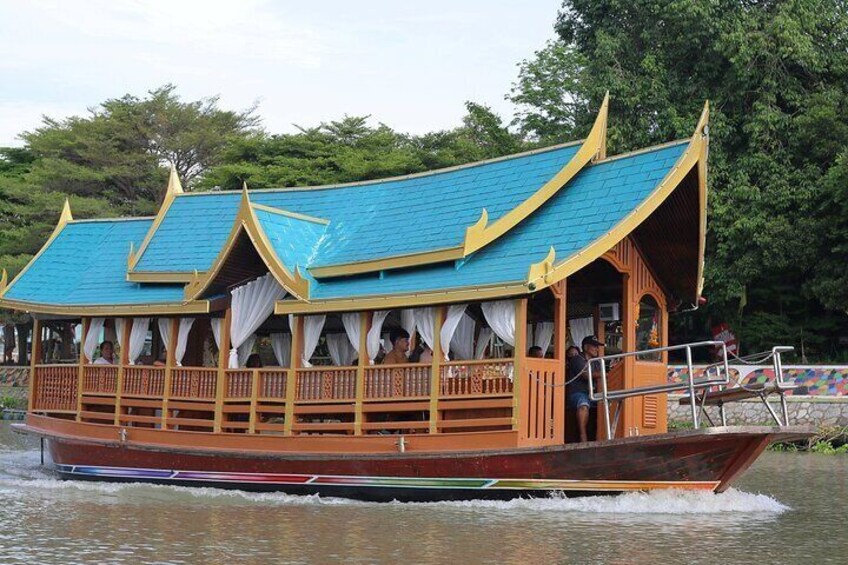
[55,465,719,492]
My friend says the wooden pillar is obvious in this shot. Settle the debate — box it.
[27,318,42,412]
[161,318,179,429]
[552,281,567,444]
[428,307,445,433]
[75,318,90,421]
[113,318,131,426]
[354,312,370,435]
[284,315,303,435]
[214,309,232,433]
[512,298,528,431]
[553,280,567,360]
[248,368,260,434]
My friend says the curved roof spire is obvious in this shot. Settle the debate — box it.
[462,92,609,256]
[183,186,316,301]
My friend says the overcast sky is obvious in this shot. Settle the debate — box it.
[0,0,563,147]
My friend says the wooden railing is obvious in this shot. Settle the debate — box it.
[32,364,77,411]
[81,365,118,395]
[225,369,253,400]
[295,367,357,401]
[259,369,287,400]
[363,363,431,400]
[439,359,514,397]
[520,358,565,445]
[31,358,566,442]
[171,367,217,400]
[122,366,165,397]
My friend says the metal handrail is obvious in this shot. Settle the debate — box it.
[587,340,731,440]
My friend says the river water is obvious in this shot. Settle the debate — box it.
[0,422,845,565]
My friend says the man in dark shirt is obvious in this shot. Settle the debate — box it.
[567,335,604,442]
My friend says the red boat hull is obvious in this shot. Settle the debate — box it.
[17,416,812,501]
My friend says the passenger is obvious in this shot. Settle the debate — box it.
[566,345,580,360]
[567,335,603,443]
[93,340,115,365]
[418,345,433,363]
[153,355,166,367]
[382,329,410,365]
[528,345,544,358]
[246,353,263,368]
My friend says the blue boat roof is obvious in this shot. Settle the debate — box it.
[0,134,702,312]
[308,141,689,299]
[132,142,582,273]
[3,219,186,306]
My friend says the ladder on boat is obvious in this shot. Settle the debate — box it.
[587,342,796,440]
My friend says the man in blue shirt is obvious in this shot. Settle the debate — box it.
[567,335,604,442]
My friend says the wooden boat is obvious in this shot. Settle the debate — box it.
[1,96,813,501]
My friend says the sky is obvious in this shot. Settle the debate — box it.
[0,0,563,147]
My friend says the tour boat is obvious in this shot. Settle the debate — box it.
[1,97,812,501]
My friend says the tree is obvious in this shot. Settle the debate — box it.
[510,0,848,358]
[199,107,526,191]
[22,84,258,209]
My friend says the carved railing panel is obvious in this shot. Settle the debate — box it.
[225,370,253,399]
[32,364,78,411]
[364,364,431,400]
[122,366,165,397]
[295,367,356,401]
[170,367,217,400]
[439,359,514,397]
[259,369,287,399]
[81,365,118,395]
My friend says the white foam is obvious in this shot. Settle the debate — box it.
[413,488,789,514]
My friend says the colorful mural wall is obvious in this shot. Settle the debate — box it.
[668,366,847,396]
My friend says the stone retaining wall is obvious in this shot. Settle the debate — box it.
[668,395,848,427]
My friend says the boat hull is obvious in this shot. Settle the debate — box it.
[18,416,812,502]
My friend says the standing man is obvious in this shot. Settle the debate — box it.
[567,335,604,442]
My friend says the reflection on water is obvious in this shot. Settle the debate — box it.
[1,422,846,564]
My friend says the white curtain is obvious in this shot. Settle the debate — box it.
[481,300,516,346]
[270,333,291,367]
[84,317,105,361]
[341,313,362,355]
[451,313,476,360]
[326,333,357,366]
[366,310,390,363]
[413,308,437,352]
[127,318,150,365]
[401,309,416,338]
[211,318,222,350]
[238,334,256,367]
[534,322,555,355]
[569,317,594,349]
[157,318,196,366]
[381,332,392,354]
[440,304,467,360]
[229,274,287,368]
[475,328,493,359]
[295,314,325,367]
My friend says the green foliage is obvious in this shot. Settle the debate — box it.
[510,0,848,357]
[199,106,524,190]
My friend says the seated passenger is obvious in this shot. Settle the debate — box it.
[528,345,544,358]
[246,353,263,368]
[418,345,433,363]
[567,335,603,443]
[93,340,115,365]
[566,345,580,360]
[382,329,410,364]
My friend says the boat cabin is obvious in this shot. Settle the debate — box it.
[0,97,711,451]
